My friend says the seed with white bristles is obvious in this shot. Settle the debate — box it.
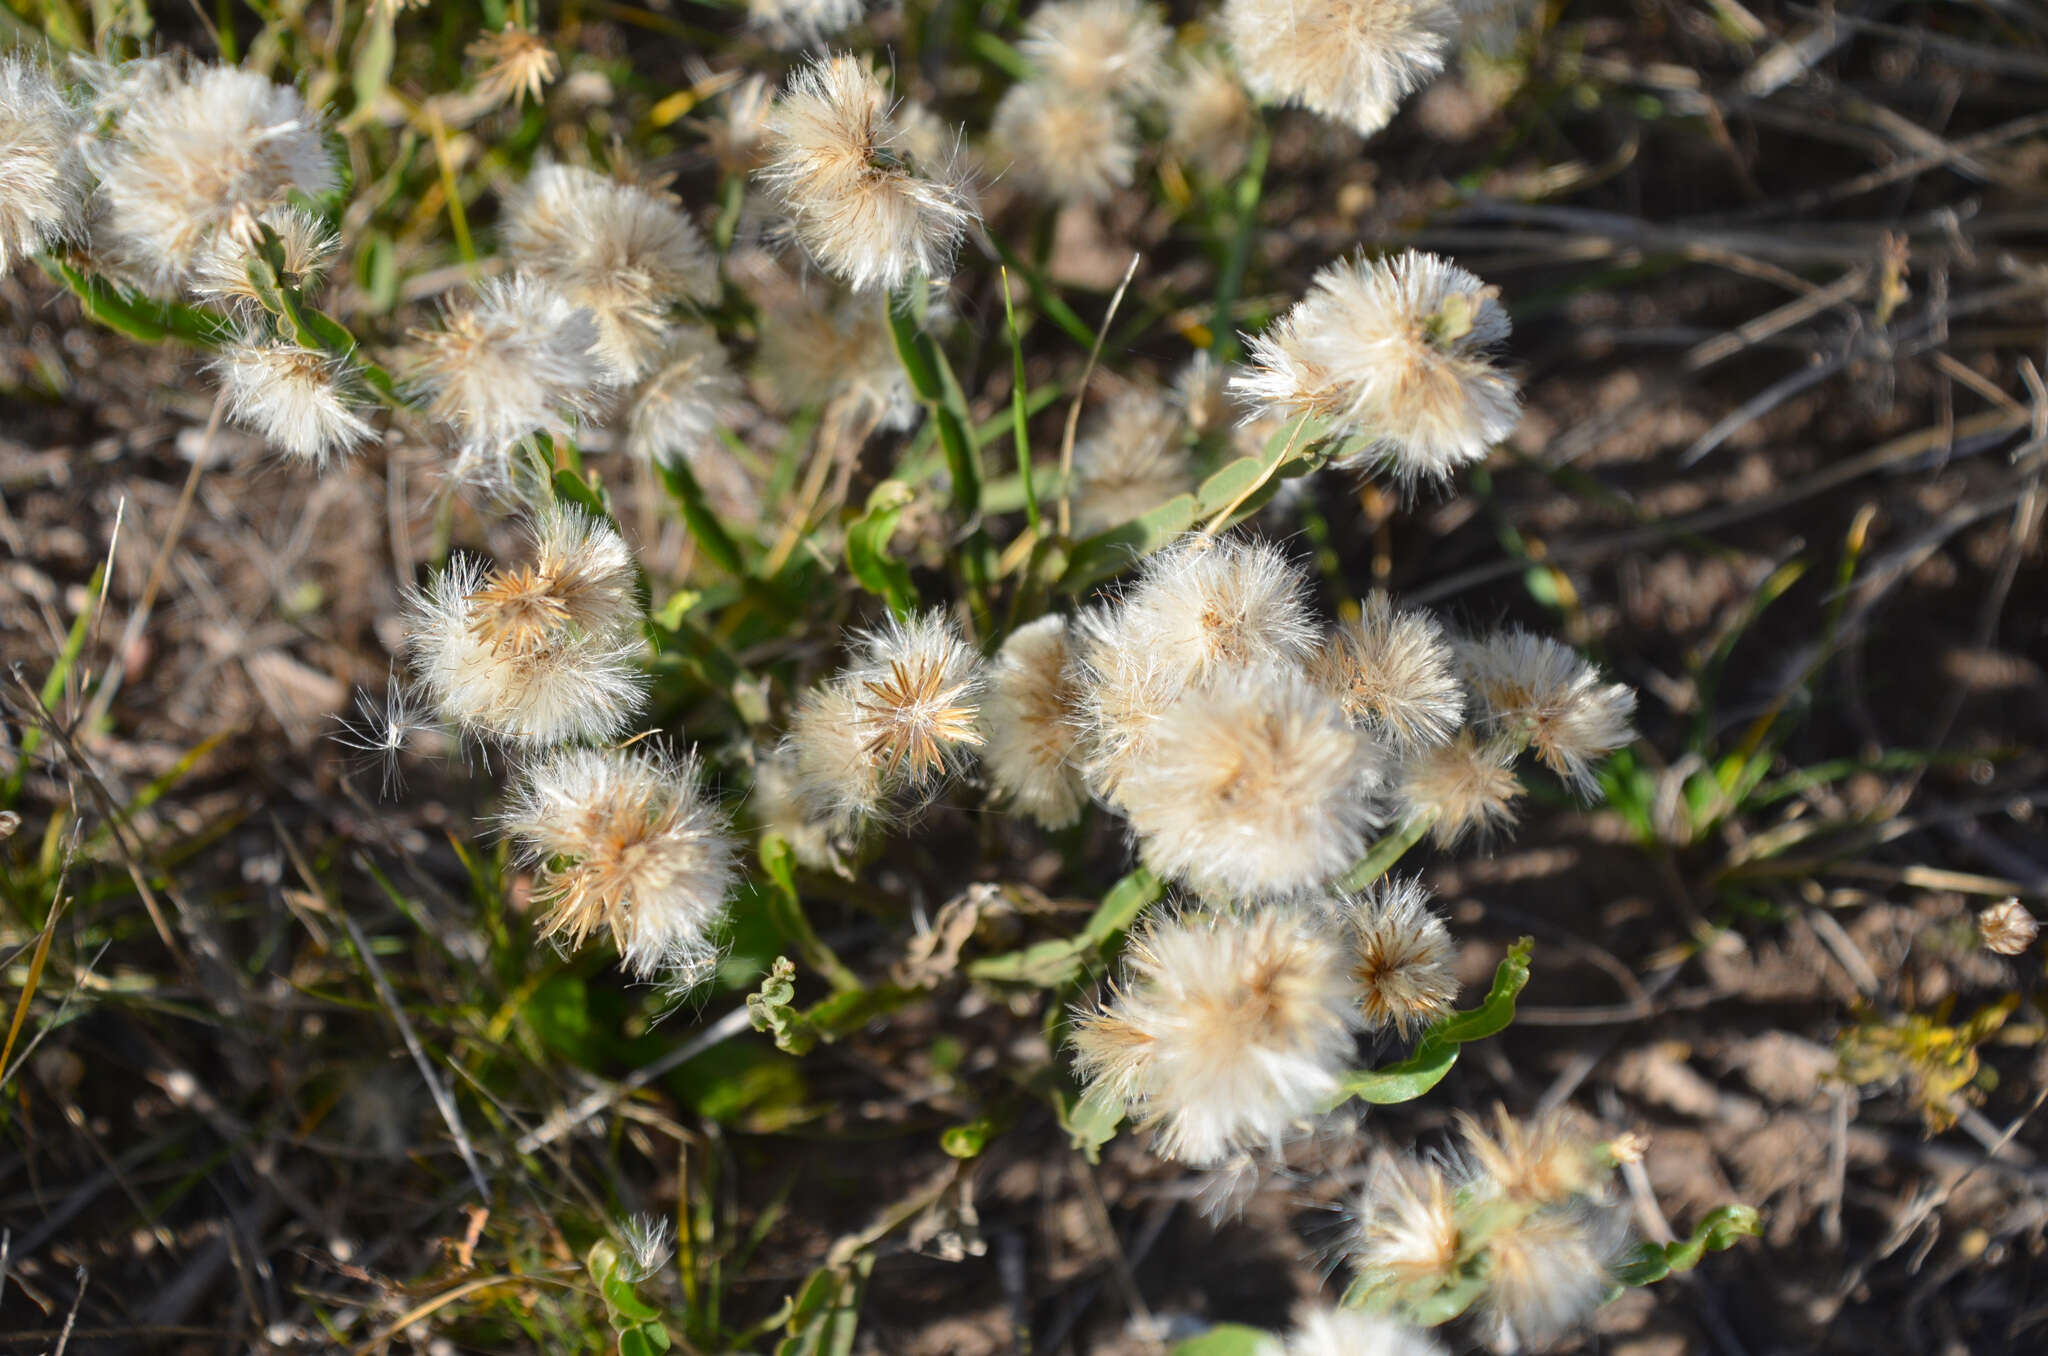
[213,339,374,465]
[0,55,89,278]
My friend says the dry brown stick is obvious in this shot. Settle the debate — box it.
[1056,252,1142,539]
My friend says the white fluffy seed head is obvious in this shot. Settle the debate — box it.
[406,274,607,480]
[1163,50,1256,181]
[1280,1306,1448,1356]
[468,25,559,109]
[1118,535,1322,689]
[625,326,744,468]
[1064,603,1186,805]
[214,339,375,465]
[1333,877,1457,1036]
[503,164,719,382]
[1071,390,1192,535]
[750,268,921,430]
[980,615,1088,828]
[0,55,88,277]
[1173,350,1237,438]
[785,675,885,828]
[504,744,736,985]
[1119,667,1382,900]
[1399,730,1522,846]
[758,55,979,294]
[189,204,339,310]
[988,80,1137,206]
[1019,0,1172,100]
[1222,0,1456,137]
[1308,591,1465,749]
[1459,628,1635,793]
[1234,250,1517,485]
[404,511,646,745]
[749,0,866,47]
[1351,1152,1465,1304]
[1479,1211,1619,1349]
[87,60,338,295]
[1071,908,1360,1166]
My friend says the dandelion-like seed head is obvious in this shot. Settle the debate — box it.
[785,675,886,827]
[1222,0,1456,137]
[406,274,607,478]
[1119,535,1321,688]
[980,614,1087,828]
[1173,350,1237,438]
[88,60,338,295]
[1335,877,1457,1036]
[190,205,339,309]
[333,676,437,797]
[1070,390,1192,535]
[1162,50,1256,180]
[1479,1210,1619,1349]
[463,506,639,658]
[624,326,744,468]
[849,609,986,788]
[1119,668,1382,900]
[1309,591,1465,749]
[1235,250,1517,485]
[988,81,1137,206]
[1278,1305,1448,1356]
[750,267,922,430]
[1351,1152,1464,1303]
[505,744,737,984]
[749,0,867,48]
[468,25,559,109]
[1070,908,1360,1165]
[1399,729,1521,846]
[0,55,88,278]
[1458,1105,1610,1207]
[503,163,719,381]
[702,73,778,176]
[1065,604,1185,805]
[757,54,979,294]
[1459,627,1635,793]
[1018,0,1172,100]
[213,339,375,465]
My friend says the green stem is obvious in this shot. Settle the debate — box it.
[1211,120,1272,363]
[1337,812,1437,893]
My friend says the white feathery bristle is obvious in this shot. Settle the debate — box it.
[1233,250,1518,485]
[1117,535,1321,690]
[1398,729,1521,846]
[988,80,1137,206]
[504,743,736,984]
[0,55,89,278]
[1119,667,1382,900]
[1172,351,1237,438]
[750,267,922,430]
[189,204,339,309]
[502,163,719,382]
[1279,1306,1447,1356]
[625,326,744,468]
[88,60,338,294]
[404,512,647,745]
[1458,1105,1612,1206]
[757,55,979,294]
[1221,0,1456,137]
[1064,603,1186,805]
[749,0,866,47]
[1350,1152,1464,1301]
[701,73,778,175]
[333,676,438,797]
[1018,0,1172,100]
[1070,908,1360,1166]
[214,339,375,465]
[785,675,886,827]
[406,274,607,479]
[467,25,559,109]
[614,1214,676,1284]
[980,614,1088,828]
[1458,627,1635,793]
[1478,1211,1620,1349]
[1071,390,1192,535]
[752,743,844,872]
[1162,50,1256,180]
[1332,877,1457,1036]
[1309,590,1464,749]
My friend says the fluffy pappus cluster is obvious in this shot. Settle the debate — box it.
[1069,389,1195,536]
[991,0,1172,204]
[1235,249,1520,486]
[1348,1109,1633,1347]
[1275,1308,1447,1356]
[757,55,978,294]
[1223,0,1456,138]
[0,54,88,277]
[750,0,866,48]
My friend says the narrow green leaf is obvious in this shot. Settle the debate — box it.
[845,480,918,616]
[1170,1324,1275,1356]
[1614,1203,1761,1286]
[1331,938,1534,1107]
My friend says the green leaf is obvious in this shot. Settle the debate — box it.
[758,836,862,992]
[747,956,819,1056]
[940,1103,1015,1159]
[655,455,749,577]
[1336,1033,1462,1106]
[1331,938,1534,1107]
[845,480,919,616]
[37,257,234,348]
[551,465,612,521]
[1614,1203,1761,1286]
[352,12,396,114]
[1055,1086,1124,1164]
[1170,1324,1275,1356]
[967,868,1163,987]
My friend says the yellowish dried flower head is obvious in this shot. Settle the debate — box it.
[1162,50,1256,180]
[1119,535,1321,689]
[503,163,719,381]
[1070,908,1360,1165]
[625,327,745,468]
[406,274,607,480]
[87,60,338,295]
[1019,0,1172,100]
[1120,669,1381,900]
[1279,1306,1447,1356]
[749,0,866,48]
[1351,1153,1464,1302]
[190,205,339,310]
[468,25,559,109]
[1071,391,1192,535]
[405,509,646,745]
[988,81,1137,206]
[1459,627,1635,793]
[1398,730,1521,846]
[758,55,978,294]
[1979,897,2038,956]
[1234,250,1517,485]
[1335,877,1457,1036]
[1309,591,1464,749]
[213,339,375,465]
[505,743,737,985]
[0,55,88,278]
[1222,0,1456,136]
[980,615,1088,828]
